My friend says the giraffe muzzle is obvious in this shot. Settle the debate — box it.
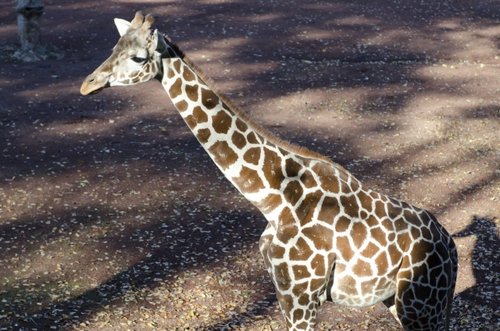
[80,76,109,95]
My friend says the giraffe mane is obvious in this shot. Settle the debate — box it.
[161,34,334,165]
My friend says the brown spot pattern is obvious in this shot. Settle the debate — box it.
[298,293,310,306]
[183,67,196,81]
[185,115,197,130]
[296,321,309,330]
[398,232,410,252]
[283,181,303,206]
[168,77,182,99]
[410,240,433,264]
[243,147,261,165]
[201,88,219,109]
[340,194,359,219]
[193,106,208,123]
[302,224,333,251]
[212,110,233,134]
[292,265,311,281]
[274,263,292,291]
[173,59,181,73]
[351,222,367,249]
[296,190,322,227]
[352,259,373,277]
[338,274,358,296]
[277,207,299,244]
[365,215,379,228]
[357,191,373,212]
[289,237,313,261]
[185,107,208,129]
[276,148,288,158]
[231,131,246,149]
[258,194,282,214]
[293,309,304,322]
[232,166,265,193]
[167,66,176,79]
[235,118,248,132]
[335,216,350,233]
[292,281,309,297]
[247,131,259,144]
[388,244,402,265]
[285,158,303,177]
[410,226,421,240]
[394,217,407,232]
[382,219,394,232]
[388,232,396,242]
[196,128,211,144]
[317,196,340,225]
[309,277,325,292]
[388,203,403,220]
[360,278,377,294]
[185,84,199,102]
[312,163,340,193]
[300,170,317,189]
[337,236,354,261]
[370,226,387,246]
[310,254,326,276]
[175,100,188,112]
[361,242,379,258]
[421,226,433,241]
[374,252,389,274]
[207,141,238,170]
[374,200,385,218]
[263,148,285,190]
[268,243,286,259]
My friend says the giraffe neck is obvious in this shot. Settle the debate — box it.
[159,49,333,218]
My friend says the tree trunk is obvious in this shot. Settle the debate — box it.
[16,0,44,51]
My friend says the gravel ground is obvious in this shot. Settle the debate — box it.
[0,0,499,330]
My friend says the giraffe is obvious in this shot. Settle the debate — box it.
[80,12,458,331]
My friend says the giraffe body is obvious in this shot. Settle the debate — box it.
[81,12,458,331]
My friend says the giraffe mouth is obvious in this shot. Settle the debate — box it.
[89,87,104,95]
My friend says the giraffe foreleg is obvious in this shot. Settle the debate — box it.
[273,288,318,331]
[261,255,320,330]
[259,234,322,330]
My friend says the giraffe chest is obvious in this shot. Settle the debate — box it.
[260,223,402,307]
[327,257,398,307]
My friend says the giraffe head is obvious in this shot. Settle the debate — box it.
[80,12,168,95]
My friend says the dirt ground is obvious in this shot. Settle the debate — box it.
[1,0,499,330]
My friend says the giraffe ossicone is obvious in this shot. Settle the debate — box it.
[81,12,458,331]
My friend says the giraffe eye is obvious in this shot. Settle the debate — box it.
[131,56,147,63]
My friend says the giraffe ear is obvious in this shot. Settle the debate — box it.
[114,18,131,37]
[154,29,168,54]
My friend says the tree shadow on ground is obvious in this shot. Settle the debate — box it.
[451,217,500,331]
[1,0,500,330]
[0,201,273,330]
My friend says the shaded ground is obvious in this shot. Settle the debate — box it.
[1,0,499,330]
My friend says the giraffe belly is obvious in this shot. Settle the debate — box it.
[328,271,396,307]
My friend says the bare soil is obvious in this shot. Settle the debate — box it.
[1,0,499,330]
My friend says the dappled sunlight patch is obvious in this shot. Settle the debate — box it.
[2,0,500,330]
